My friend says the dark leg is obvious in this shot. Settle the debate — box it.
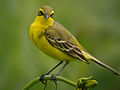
[56,61,69,76]
[39,61,63,82]
[40,61,63,90]
[46,61,63,75]
[51,61,69,90]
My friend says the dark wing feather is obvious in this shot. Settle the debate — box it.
[45,22,89,64]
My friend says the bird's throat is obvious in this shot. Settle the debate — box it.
[35,16,54,28]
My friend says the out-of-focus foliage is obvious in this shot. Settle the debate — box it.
[0,0,120,90]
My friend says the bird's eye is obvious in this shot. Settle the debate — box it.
[38,10,44,16]
[50,13,54,18]
[50,10,54,18]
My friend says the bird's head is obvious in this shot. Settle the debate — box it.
[38,6,54,20]
[36,6,54,26]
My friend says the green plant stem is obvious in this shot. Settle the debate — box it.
[23,75,77,90]
[23,77,40,90]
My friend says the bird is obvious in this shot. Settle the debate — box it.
[29,6,120,79]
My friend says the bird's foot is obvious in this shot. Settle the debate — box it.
[39,74,48,90]
[39,74,47,84]
[51,74,59,90]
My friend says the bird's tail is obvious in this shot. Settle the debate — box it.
[82,50,120,76]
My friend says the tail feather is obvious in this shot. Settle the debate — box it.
[83,51,120,76]
[90,55,120,76]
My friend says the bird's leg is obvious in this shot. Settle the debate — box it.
[43,80,47,90]
[39,61,63,85]
[56,61,69,76]
[51,61,69,90]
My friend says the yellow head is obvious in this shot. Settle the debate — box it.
[36,6,54,26]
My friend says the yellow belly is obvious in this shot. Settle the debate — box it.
[36,35,75,61]
[30,25,75,61]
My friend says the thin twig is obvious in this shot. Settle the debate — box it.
[23,75,77,90]
[23,75,98,90]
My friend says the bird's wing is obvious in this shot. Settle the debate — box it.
[45,21,89,64]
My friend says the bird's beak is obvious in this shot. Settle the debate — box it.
[44,15,49,20]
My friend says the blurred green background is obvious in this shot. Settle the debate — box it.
[0,0,120,90]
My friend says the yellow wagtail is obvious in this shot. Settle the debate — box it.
[30,6,120,79]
